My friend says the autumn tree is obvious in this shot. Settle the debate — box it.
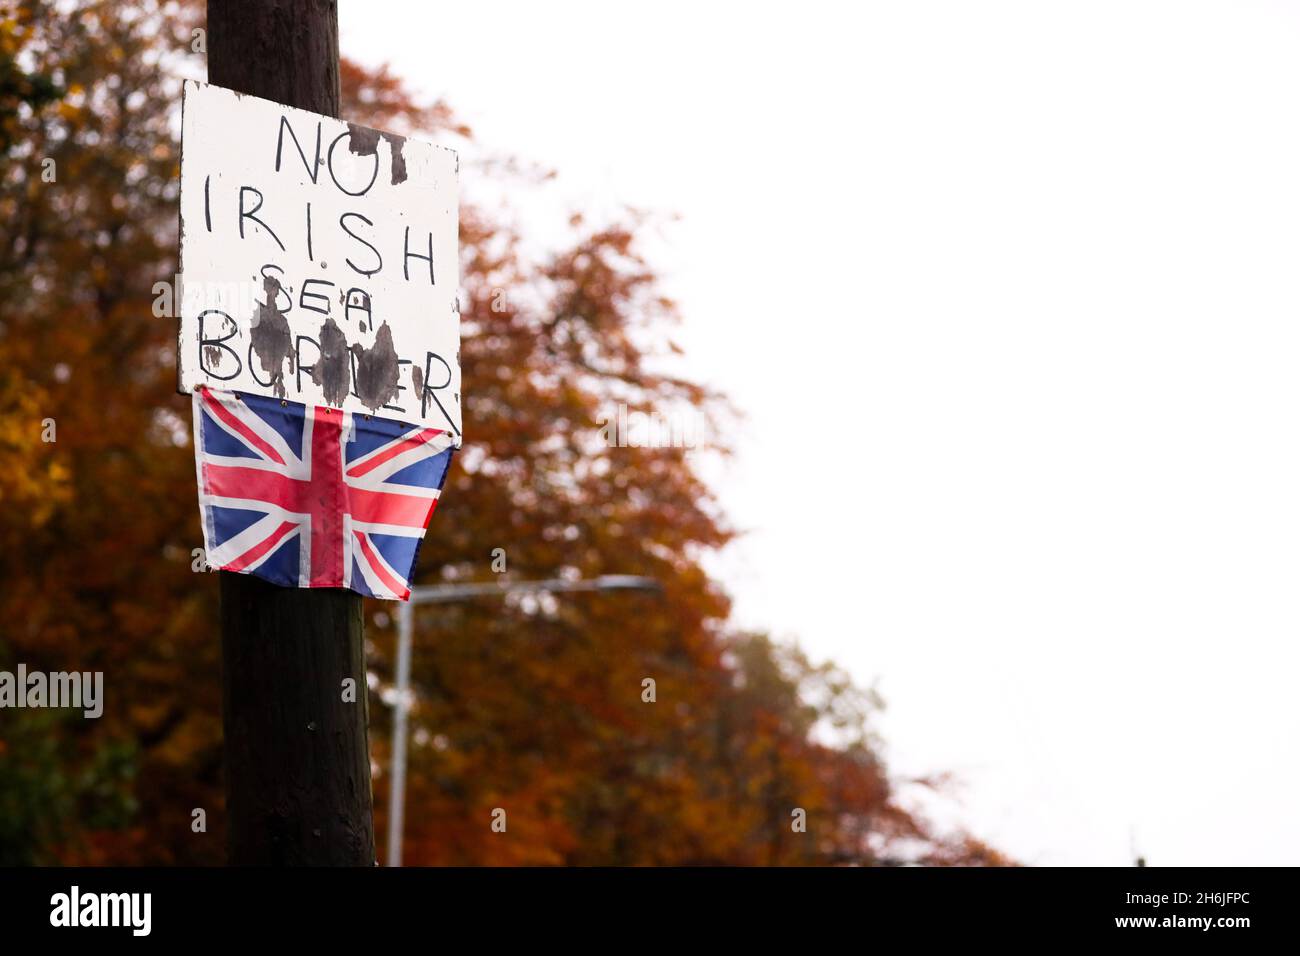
[0,0,1003,866]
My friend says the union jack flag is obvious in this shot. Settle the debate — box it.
[192,387,455,600]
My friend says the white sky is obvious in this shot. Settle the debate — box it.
[341,0,1300,865]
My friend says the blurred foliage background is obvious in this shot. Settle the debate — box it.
[0,0,1008,865]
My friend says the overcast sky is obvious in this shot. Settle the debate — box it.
[340,0,1300,865]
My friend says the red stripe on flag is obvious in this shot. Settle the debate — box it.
[346,428,444,478]
[354,531,410,599]
[202,390,286,465]
[309,409,345,587]
[223,520,297,572]
[204,464,307,513]
[348,487,436,529]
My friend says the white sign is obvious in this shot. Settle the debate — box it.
[178,80,461,439]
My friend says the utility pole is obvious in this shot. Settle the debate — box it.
[207,0,375,866]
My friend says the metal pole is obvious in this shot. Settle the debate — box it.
[386,599,414,867]
[383,575,660,865]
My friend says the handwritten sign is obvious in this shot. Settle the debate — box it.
[178,80,461,438]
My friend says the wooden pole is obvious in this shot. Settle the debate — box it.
[206,0,376,866]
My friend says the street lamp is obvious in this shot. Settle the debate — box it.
[385,575,661,866]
